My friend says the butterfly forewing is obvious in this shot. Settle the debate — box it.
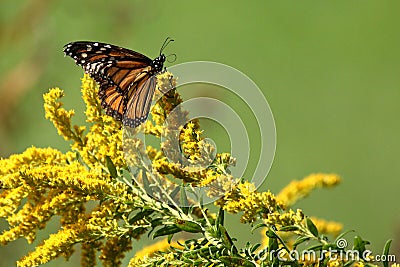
[64,41,166,127]
[64,41,152,64]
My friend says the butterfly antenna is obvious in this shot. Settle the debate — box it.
[160,37,174,55]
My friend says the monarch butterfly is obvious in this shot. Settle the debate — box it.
[63,38,174,127]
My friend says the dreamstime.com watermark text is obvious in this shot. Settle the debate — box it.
[263,239,396,263]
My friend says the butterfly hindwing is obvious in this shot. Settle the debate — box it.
[123,74,157,128]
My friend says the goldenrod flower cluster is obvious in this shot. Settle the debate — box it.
[216,181,285,223]
[1,71,381,267]
[277,173,341,207]
[0,74,150,266]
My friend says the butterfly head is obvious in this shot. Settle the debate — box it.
[151,54,166,73]
[151,37,174,73]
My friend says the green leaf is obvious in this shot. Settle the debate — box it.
[150,218,164,228]
[293,236,311,248]
[215,207,224,227]
[250,243,261,253]
[220,256,255,266]
[167,234,173,244]
[141,171,152,194]
[105,155,118,178]
[322,243,339,250]
[128,209,153,224]
[304,244,323,251]
[180,185,189,207]
[169,186,180,199]
[382,239,392,267]
[220,224,237,253]
[306,217,319,237]
[266,228,278,238]
[268,228,291,252]
[175,220,203,233]
[279,225,300,232]
[153,225,181,238]
[251,222,267,233]
[268,237,278,255]
[343,260,356,267]
[353,236,369,253]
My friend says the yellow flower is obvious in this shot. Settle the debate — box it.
[81,73,102,123]
[277,173,341,207]
[264,209,304,227]
[0,70,350,267]
[327,258,343,267]
[128,238,183,267]
[353,262,365,267]
[309,216,343,236]
[17,227,84,267]
[43,88,85,145]
[216,181,285,223]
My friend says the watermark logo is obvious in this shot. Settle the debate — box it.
[123,61,276,206]
[336,238,348,249]
[261,238,396,263]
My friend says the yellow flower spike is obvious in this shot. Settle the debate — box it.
[128,238,183,267]
[17,227,84,267]
[43,88,85,145]
[79,114,124,170]
[81,73,102,123]
[277,173,341,207]
[0,147,69,178]
[216,181,285,223]
[0,186,28,218]
[44,75,125,172]
[309,216,343,237]
[0,190,85,245]
[150,72,188,129]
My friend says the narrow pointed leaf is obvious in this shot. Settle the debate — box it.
[216,207,224,227]
[251,222,267,233]
[306,217,319,237]
[105,155,118,178]
[128,209,153,224]
[382,239,392,267]
[175,220,203,233]
[293,236,311,248]
[153,225,181,238]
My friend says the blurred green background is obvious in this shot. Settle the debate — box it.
[1,0,399,266]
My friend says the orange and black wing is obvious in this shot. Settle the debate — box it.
[123,72,157,127]
[63,41,156,127]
